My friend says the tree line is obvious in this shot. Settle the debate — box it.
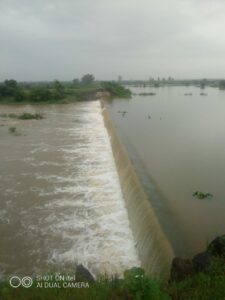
[0,74,96,102]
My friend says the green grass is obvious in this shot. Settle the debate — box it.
[0,268,167,300]
[166,258,225,300]
[1,261,225,300]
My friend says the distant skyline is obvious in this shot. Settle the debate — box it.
[1,0,225,81]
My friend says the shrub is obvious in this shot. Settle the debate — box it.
[29,87,53,102]
[123,267,169,300]
[102,82,131,98]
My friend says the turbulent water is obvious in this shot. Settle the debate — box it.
[0,101,140,278]
[106,86,225,257]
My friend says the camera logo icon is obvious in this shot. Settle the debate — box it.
[10,276,33,288]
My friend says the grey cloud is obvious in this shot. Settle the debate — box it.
[0,0,225,80]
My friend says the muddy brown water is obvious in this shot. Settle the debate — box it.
[0,101,140,278]
[106,86,225,257]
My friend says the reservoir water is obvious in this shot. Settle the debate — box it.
[2,85,224,279]
[106,86,225,256]
[0,101,140,278]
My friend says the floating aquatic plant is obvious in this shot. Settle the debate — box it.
[9,126,16,133]
[193,191,213,199]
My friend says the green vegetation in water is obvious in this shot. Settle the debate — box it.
[139,92,156,96]
[0,112,43,120]
[118,110,128,117]
[9,126,16,133]
[0,76,131,104]
[193,191,213,199]
[18,112,43,120]
[8,126,21,136]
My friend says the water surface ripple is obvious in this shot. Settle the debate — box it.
[0,101,139,278]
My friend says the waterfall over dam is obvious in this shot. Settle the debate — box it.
[0,101,139,278]
[101,101,174,277]
[0,99,174,279]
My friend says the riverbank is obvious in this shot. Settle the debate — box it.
[0,81,131,104]
[1,235,225,299]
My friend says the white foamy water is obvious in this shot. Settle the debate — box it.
[0,101,140,278]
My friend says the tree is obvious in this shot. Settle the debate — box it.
[4,79,17,89]
[53,80,64,99]
[2,79,18,96]
[219,80,225,89]
[72,78,80,86]
[14,87,26,102]
[53,80,64,91]
[81,74,95,85]
[29,86,52,102]
[102,82,131,98]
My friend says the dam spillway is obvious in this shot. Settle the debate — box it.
[0,101,140,278]
[102,102,174,276]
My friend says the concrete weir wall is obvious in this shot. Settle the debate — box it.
[101,101,174,277]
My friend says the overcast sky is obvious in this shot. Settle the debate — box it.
[0,0,225,81]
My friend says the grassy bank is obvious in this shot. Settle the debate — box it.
[167,257,225,300]
[0,268,167,300]
[1,259,225,300]
[0,79,131,104]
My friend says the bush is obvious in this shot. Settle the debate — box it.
[1,262,225,300]
[81,74,95,85]
[102,82,131,98]
[123,267,169,300]
[167,258,225,300]
[219,80,225,89]
[14,88,26,102]
[29,87,53,102]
